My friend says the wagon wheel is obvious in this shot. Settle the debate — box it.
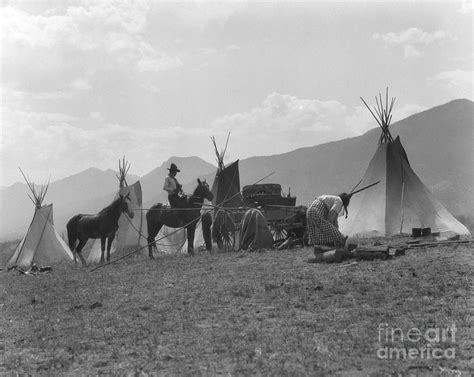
[220,224,235,252]
[270,222,288,243]
[213,209,236,252]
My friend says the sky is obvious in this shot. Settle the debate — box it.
[0,0,472,187]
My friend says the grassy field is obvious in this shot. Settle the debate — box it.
[0,243,472,376]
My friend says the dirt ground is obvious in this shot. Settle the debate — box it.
[0,242,473,376]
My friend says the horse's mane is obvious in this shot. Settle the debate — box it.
[98,196,122,215]
[189,180,209,206]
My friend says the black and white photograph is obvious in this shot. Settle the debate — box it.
[0,0,473,375]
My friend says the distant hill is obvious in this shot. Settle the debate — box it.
[0,99,472,241]
[0,159,216,241]
[235,99,473,219]
[139,156,216,208]
[0,168,139,241]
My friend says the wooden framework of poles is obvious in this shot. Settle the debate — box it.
[116,156,130,188]
[360,87,396,144]
[19,168,50,209]
[211,132,230,173]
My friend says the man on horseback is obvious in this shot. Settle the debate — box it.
[163,163,184,208]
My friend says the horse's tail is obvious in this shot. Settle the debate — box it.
[66,214,82,251]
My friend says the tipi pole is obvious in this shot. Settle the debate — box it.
[400,182,405,234]
[350,180,380,196]
[399,154,405,234]
[349,179,363,194]
[137,201,145,244]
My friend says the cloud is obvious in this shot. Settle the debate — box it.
[0,91,428,186]
[373,28,447,45]
[458,0,474,14]
[428,69,474,98]
[70,77,92,91]
[206,93,429,163]
[165,1,247,28]
[393,103,427,122]
[0,3,181,95]
[136,52,183,73]
[404,45,422,59]
[0,106,210,186]
[373,27,447,58]
[209,93,370,157]
[430,69,473,87]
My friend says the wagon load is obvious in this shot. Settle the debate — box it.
[242,183,296,207]
[209,134,308,250]
[242,183,306,245]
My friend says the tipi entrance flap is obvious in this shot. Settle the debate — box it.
[210,134,243,208]
[211,160,242,207]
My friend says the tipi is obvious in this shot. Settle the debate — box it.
[85,158,147,263]
[210,134,243,209]
[340,89,471,238]
[209,134,243,251]
[7,170,74,269]
[114,158,147,254]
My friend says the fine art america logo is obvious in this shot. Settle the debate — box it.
[377,323,457,360]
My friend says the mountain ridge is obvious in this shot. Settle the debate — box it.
[1,98,472,241]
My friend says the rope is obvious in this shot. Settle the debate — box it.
[90,171,277,272]
[90,214,203,272]
[90,192,212,271]
[134,207,210,211]
[122,208,204,248]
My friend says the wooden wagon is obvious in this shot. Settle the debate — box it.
[241,183,307,245]
[211,173,307,250]
[209,135,307,251]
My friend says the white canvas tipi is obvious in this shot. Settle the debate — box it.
[7,172,74,269]
[340,90,471,238]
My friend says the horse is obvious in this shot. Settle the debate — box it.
[66,193,134,266]
[146,178,214,257]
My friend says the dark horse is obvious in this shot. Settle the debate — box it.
[67,193,134,266]
[146,178,213,257]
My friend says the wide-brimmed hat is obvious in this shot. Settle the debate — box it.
[168,163,180,172]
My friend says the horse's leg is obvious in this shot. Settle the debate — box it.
[147,221,162,259]
[106,233,115,261]
[187,221,197,256]
[67,215,80,263]
[100,237,106,263]
[75,238,88,267]
[201,213,213,252]
[73,250,79,265]
[69,246,79,265]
